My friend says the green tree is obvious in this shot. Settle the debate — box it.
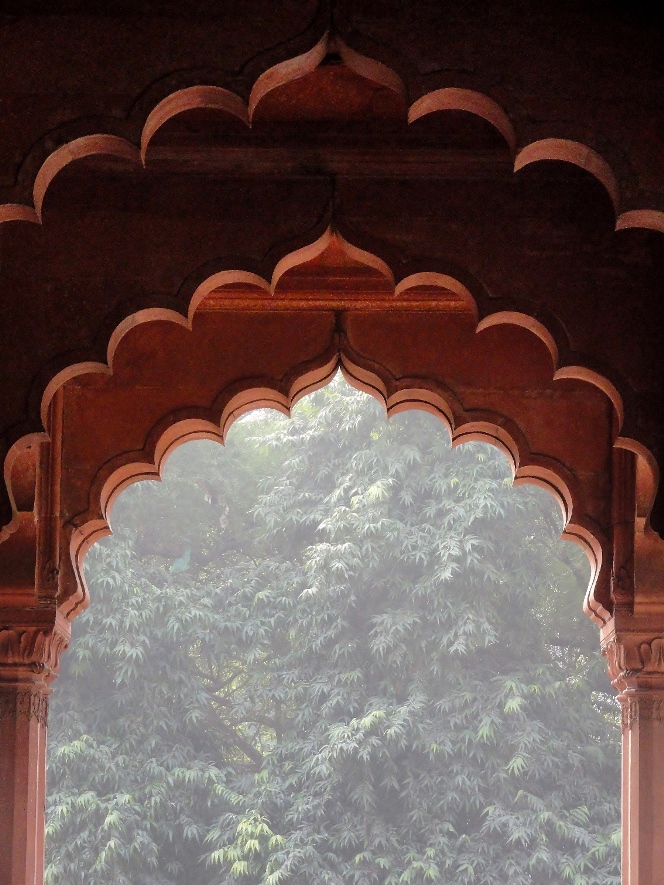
[46,379,621,885]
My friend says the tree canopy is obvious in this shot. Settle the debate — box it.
[46,378,621,885]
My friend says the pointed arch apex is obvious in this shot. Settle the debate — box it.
[270,227,335,291]
[334,231,395,284]
[248,31,330,121]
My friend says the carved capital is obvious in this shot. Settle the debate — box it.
[0,618,70,680]
[603,634,664,692]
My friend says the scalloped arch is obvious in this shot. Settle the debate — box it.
[0,220,650,555]
[0,32,660,551]
[64,350,610,628]
[337,355,609,625]
[65,350,340,617]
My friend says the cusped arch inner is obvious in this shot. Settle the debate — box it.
[66,352,609,632]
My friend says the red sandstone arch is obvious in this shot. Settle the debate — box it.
[24,227,629,439]
[0,222,656,567]
[2,117,652,236]
[64,352,609,624]
[0,39,660,566]
[2,15,664,882]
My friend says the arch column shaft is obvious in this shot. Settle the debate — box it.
[0,674,49,885]
[602,614,664,885]
[0,617,69,885]
[620,691,664,884]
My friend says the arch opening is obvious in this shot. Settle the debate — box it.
[47,375,621,884]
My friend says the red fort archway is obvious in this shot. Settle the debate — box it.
[1,4,664,884]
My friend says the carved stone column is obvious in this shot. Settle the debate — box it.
[602,618,664,885]
[0,614,69,885]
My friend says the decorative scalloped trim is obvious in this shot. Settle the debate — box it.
[34,135,140,221]
[616,209,664,234]
[514,138,620,214]
[553,366,624,430]
[408,87,516,153]
[271,226,335,289]
[476,311,559,367]
[0,434,45,546]
[615,437,660,528]
[394,273,478,317]
[62,343,612,627]
[64,345,340,618]
[0,204,39,225]
[336,36,407,101]
[141,86,249,162]
[0,37,662,234]
[339,351,611,625]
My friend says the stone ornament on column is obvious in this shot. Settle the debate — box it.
[0,621,70,722]
[603,634,664,691]
[603,633,664,729]
[0,621,70,679]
